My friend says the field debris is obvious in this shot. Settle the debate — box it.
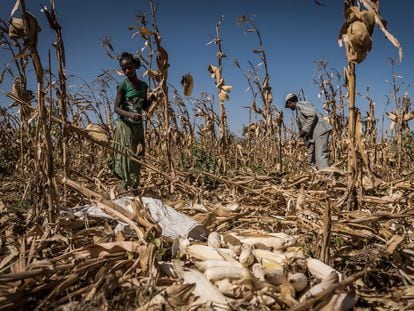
[1,0,414,310]
[1,172,414,309]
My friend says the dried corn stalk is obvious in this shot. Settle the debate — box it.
[207,16,231,168]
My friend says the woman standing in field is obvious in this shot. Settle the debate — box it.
[110,52,153,193]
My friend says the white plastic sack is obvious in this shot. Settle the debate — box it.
[63,196,208,241]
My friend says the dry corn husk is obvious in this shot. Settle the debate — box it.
[221,85,232,93]
[172,262,229,310]
[172,237,190,259]
[219,202,240,212]
[359,0,402,62]
[307,258,342,280]
[252,263,266,281]
[181,73,194,96]
[158,261,178,278]
[156,46,169,73]
[347,6,375,35]
[300,270,339,302]
[9,12,42,44]
[404,111,414,121]
[281,278,298,307]
[219,85,232,102]
[347,20,372,63]
[208,64,231,102]
[219,90,229,102]
[208,64,220,79]
[137,283,195,310]
[145,69,162,82]
[321,289,357,311]
[259,293,277,307]
[223,233,242,246]
[214,279,240,298]
[386,111,414,123]
[296,187,306,210]
[338,6,375,63]
[86,124,109,142]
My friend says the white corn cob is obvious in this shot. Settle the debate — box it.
[195,259,241,272]
[252,263,266,281]
[253,249,287,264]
[204,266,245,281]
[214,279,239,298]
[268,232,297,247]
[288,273,308,292]
[306,258,342,280]
[187,245,235,261]
[227,244,242,256]
[208,232,222,248]
[262,259,284,285]
[232,235,285,250]
[239,244,255,267]
[284,247,306,260]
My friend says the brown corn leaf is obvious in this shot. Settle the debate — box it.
[138,283,196,310]
[0,251,18,271]
[359,0,403,62]
[41,6,60,31]
[145,69,162,82]
[386,111,397,122]
[404,111,414,121]
[86,241,142,258]
[385,235,404,255]
[219,90,229,102]
[8,17,25,38]
[138,26,152,39]
[13,47,30,59]
[138,244,156,275]
[10,0,20,17]
[208,64,221,81]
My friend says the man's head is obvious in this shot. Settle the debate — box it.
[285,93,298,110]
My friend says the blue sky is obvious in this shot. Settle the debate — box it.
[0,0,412,135]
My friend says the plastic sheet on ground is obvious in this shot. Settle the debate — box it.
[62,196,209,241]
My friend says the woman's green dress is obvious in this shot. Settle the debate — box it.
[111,78,149,189]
